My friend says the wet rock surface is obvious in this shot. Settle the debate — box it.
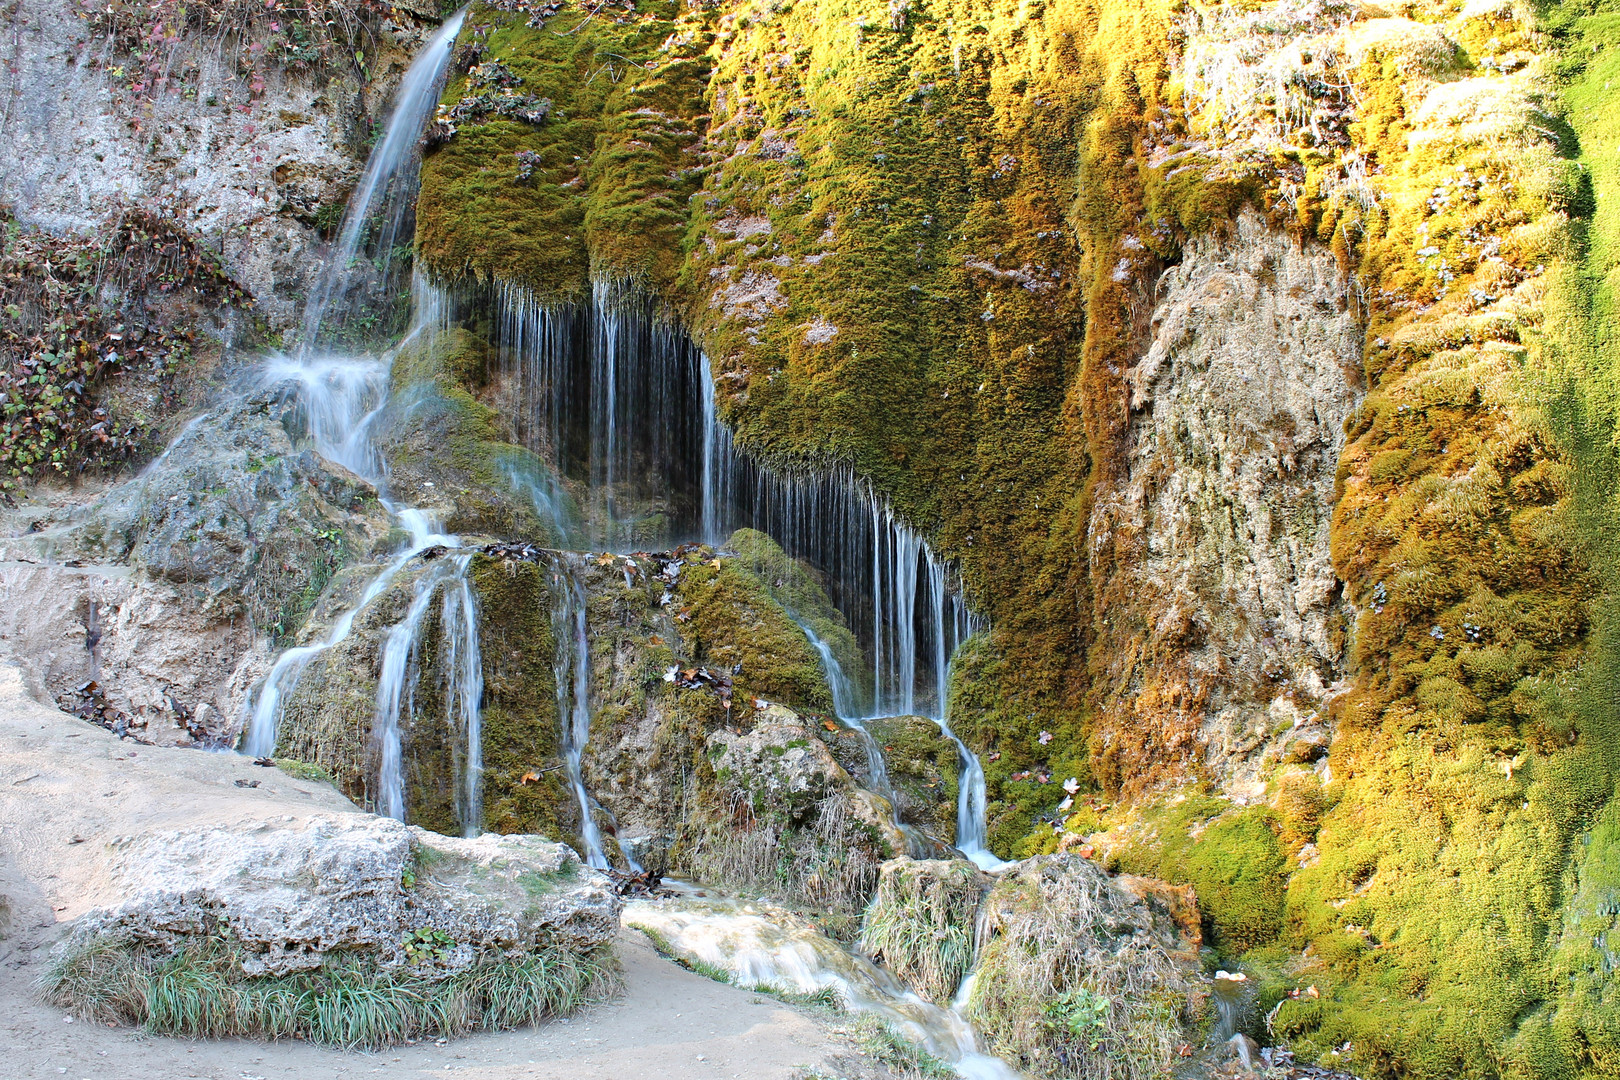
[0,383,389,745]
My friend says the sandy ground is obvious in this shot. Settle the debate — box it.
[0,659,870,1080]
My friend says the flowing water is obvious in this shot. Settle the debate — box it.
[624,894,1019,1080]
[548,560,611,870]
[300,9,468,348]
[241,13,488,836]
[486,281,1005,862]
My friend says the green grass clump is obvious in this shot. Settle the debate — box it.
[858,860,982,1005]
[42,938,615,1048]
[272,758,335,785]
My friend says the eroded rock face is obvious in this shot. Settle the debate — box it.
[1088,209,1361,795]
[65,813,619,976]
[0,0,435,327]
[0,387,389,744]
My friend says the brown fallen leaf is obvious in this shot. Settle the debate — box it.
[822,719,838,732]
[649,634,663,645]
[521,770,541,784]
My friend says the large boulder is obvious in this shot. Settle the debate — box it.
[62,813,620,977]
[967,854,1199,1080]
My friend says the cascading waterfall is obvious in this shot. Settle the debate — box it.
[493,281,704,549]
[300,9,468,347]
[482,279,1003,866]
[794,616,928,855]
[625,895,1019,1080]
[372,552,483,833]
[548,559,612,870]
[242,13,488,835]
[442,558,485,836]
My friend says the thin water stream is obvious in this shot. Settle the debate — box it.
[241,11,488,836]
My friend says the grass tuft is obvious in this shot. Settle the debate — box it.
[41,938,615,1048]
[858,860,982,1006]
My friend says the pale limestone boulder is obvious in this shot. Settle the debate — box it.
[63,813,619,976]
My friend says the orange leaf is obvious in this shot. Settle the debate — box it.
[822,719,837,732]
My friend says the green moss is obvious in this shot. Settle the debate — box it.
[468,554,570,839]
[673,548,834,715]
[272,758,336,785]
[726,527,864,687]
[417,2,708,299]
[409,2,1620,1075]
[1104,795,1286,959]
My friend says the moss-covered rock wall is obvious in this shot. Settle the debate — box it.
[411,1,1620,1075]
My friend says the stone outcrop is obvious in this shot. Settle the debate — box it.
[63,813,619,975]
[968,853,1199,1080]
[0,0,436,327]
[0,382,390,745]
[1088,209,1362,796]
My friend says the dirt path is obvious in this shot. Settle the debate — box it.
[0,659,860,1080]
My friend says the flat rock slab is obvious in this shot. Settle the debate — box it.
[0,658,617,978]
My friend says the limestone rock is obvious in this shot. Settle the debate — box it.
[1088,207,1362,795]
[0,0,435,327]
[707,705,846,820]
[0,386,389,745]
[65,813,619,976]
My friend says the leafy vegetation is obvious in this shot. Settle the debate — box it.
[0,208,247,493]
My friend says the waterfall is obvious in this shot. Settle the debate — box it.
[443,556,484,836]
[300,8,468,348]
[494,282,704,549]
[480,280,1005,866]
[241,12,487,836]
[794,616,920,853]
[371,552,483,833]
[624,896,1019,1080]
[374,558,457,821]
[548,558,624,870]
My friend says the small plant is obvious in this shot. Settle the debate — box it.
[1045,986,1112,1050]
[514,150,544,184]
[402,927,456,965]
[848,1014,953,1079]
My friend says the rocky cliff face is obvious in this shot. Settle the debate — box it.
[1087,208,1361,797]
[0,0,436,326]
